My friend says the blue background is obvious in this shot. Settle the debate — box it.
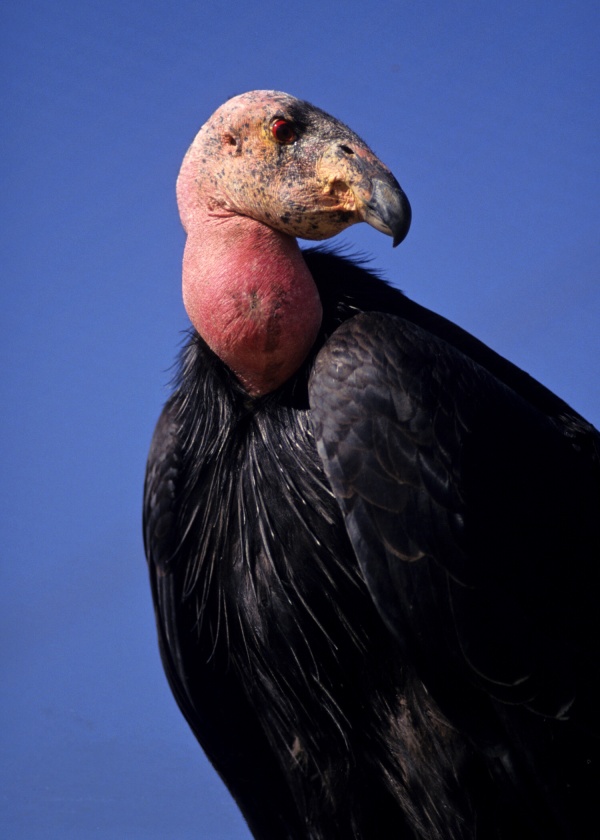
[2,2,598,837]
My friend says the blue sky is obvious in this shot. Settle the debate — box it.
[2,1,598,837]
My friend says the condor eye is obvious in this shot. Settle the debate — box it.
[271,119,296,144]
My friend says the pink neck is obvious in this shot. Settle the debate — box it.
[182,208,323,396]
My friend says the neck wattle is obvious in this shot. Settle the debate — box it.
[182,210,323,397]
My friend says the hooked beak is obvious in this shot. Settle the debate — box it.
[360,177,411,247]
[324,146,411,247]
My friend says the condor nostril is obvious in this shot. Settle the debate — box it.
[339,144,355,155]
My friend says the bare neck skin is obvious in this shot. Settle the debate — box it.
[182,204,323,397]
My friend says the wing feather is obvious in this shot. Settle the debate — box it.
[309,311,600,725]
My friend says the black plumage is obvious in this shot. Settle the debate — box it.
[144,248,600,839]
[145,90,598,837]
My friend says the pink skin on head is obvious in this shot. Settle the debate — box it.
[176,89,410,395]
[177,93,323,397]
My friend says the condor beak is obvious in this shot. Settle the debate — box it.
[312,132,412,246]
[328,145,411,247]
[361,177,412,247]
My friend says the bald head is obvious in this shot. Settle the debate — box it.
[177,90,410,246]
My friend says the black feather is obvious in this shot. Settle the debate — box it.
[144,248,600,839]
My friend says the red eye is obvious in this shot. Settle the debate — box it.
[271,119,296,144]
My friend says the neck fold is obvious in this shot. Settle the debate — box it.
[182,210,323,396]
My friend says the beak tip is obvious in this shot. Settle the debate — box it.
[366,178,411,249]
[391,196,411,248]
